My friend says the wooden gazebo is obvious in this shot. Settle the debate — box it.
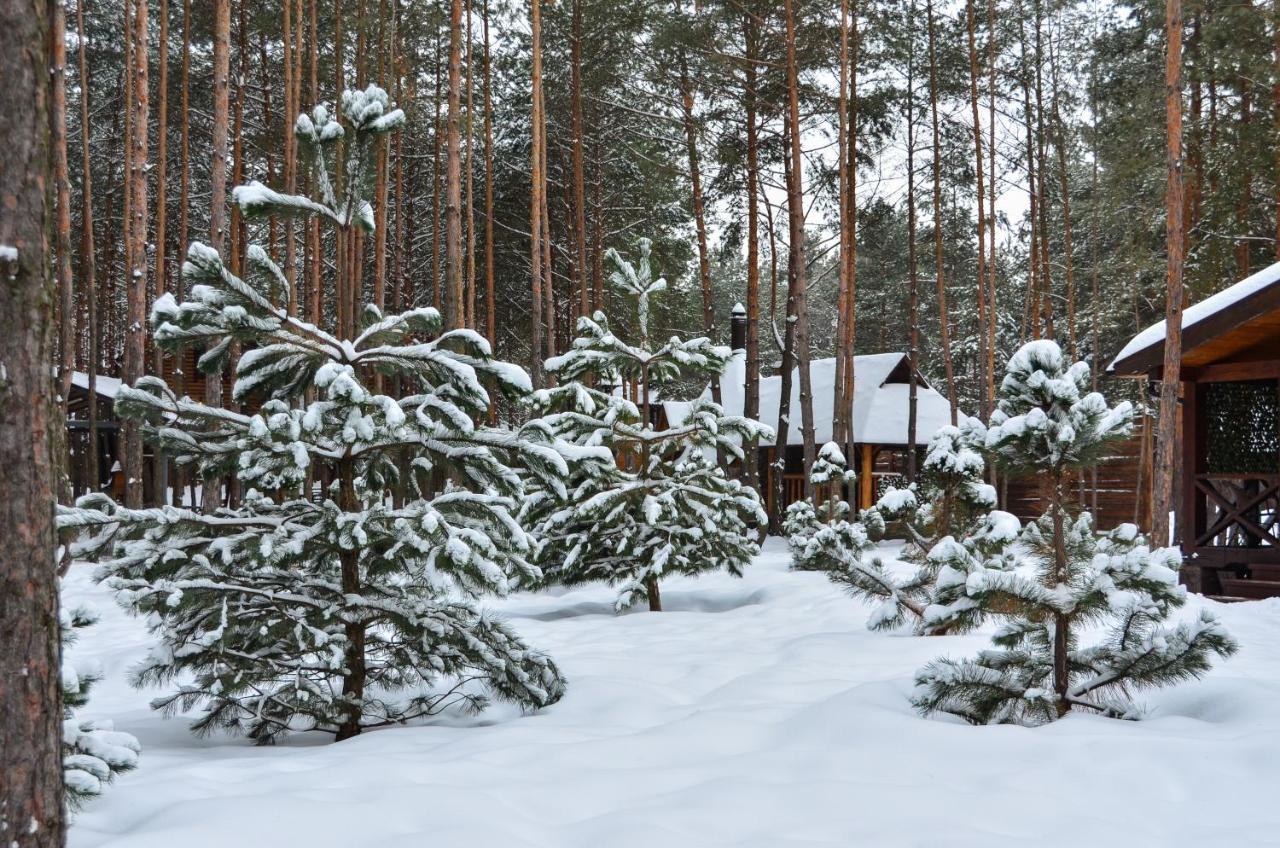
[1110,261,1280,598]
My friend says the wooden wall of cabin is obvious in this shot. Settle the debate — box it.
[1003,420,1154,532]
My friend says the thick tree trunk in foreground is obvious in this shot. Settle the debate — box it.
[1153,0,1185,546]
[0,0,67,839]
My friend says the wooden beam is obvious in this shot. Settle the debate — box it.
[1181,359,1280,382]
[1180,381,1203,550]
[860,443,873,509]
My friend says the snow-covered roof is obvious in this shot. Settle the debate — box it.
[683,352,958,447]
[1110,260,1280,373]
[70,371,124,400]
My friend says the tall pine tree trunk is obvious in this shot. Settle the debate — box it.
[430,34,444,311]
[123,0,149,508]
[965,0,988,415]
[77,0,100,491]
[445,0,464,329]
[743,12,761,494]
[678,17,721,407]
[464,0,477,328]
[529,0,545,387]
[483,0,497,416]
[52,0,73,425]
[1153,0,1185,547]
[203,0,231,512]
[905,2,920,483]
[1274,0,1280,260]
[771,119,800,533]
[153,0,171,503]
[986,0,998,425]
[0,0,67,835]
[570,0,589,320]
[844,1,860,506]
[1050,36,1078,358]
[927,0,956,426]
[782,0,816,495]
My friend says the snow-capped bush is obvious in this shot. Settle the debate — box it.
[874,417,995,555]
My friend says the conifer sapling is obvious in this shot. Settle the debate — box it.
[58,86,570,743]
[913,341,1237,724]
[524,239,771,611]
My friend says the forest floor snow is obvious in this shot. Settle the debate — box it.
[65,538,1280,847]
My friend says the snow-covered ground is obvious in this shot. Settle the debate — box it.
[65,538,1280,847]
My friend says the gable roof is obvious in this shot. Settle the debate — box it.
[671,351,958,447]
[1110,260,1280,375]
[69,371,124,400]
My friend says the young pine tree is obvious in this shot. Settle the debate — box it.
[58,87,568,743]
[784,442,859,559]
[787,433,1011,636]
[874,418,998,554]
[914,341,1237,724]
[61,602,141,808]
[524,239,771,611]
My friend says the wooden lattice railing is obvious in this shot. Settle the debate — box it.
[1190,474,1280,552]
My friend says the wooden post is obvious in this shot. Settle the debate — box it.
[1180,379,1214,592]
[860,443,874,509]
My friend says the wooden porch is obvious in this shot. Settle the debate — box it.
[762,444,913,516]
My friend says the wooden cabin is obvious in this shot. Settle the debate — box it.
[1110,260,1280,599]
[665,306,961,516]
[65,348,233,505]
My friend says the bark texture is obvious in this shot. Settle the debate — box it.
[0,0,67,840]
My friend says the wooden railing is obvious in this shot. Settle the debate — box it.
[1189,473,1280,561]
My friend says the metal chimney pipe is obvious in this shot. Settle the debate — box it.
[730,302,747,352]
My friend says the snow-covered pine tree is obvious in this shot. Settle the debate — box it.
[57,86,569,743]
[913,340,1238,724]
[785,442,861,568]
[786,433,1009,636]
[784,442,858,564]
[61,602,140,808]
[874,417,997,554]
[524,238,771,611]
